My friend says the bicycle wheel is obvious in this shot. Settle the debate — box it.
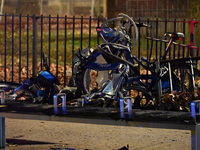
[172,65,200,93]
[0,82,36,103]
[75,51,111,95]
[79,68,110,94]
[123,84,154,109]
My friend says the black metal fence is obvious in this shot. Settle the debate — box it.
[0,14,199,86]
[0,14,103,86]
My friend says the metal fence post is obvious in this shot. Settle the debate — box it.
[189,19,200,57]
[0,117,5,149]
[155,60,162,104]
[32,15,38,77]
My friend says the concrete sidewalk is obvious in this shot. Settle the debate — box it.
[5,118,191,150]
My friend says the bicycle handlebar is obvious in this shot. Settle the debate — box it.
[99,13,139,47]
[119,13,139,46]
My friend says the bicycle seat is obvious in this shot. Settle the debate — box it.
[164,32,184,40]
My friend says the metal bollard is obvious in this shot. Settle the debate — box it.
[53,93,66,108]
[191,100,200,124]
[120,97,133,119]
[120,98,125,118]
[127,98,133,118]
[0,90,5,104]
[53,93,67,114]
[190,100,200,150]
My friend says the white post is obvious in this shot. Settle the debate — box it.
[91,0,95,17]
[40,0,43,15]
[168,62,173,93]
[0,0,4,22]
[103,0,107,17]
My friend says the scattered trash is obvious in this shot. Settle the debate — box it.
[50,144,76,150]
[6,143,18,147]
[118,145,129,150]
[13,135,24,138]
[50,148,76,150]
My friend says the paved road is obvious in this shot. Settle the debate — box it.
[5,118,191,150]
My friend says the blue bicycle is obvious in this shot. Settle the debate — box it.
[71,14,200,109]
[0,52,60,104]
[71,14,154,108]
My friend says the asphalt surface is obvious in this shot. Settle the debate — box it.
[5,118,191,150]
[0,102,194,150]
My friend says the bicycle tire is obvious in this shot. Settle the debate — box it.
[0,82,36,103]
[74,49,112,96]
[75,62,155,109]
[171,65,200,93]
[123,84,154,109]
[76,46,139,94]
[76,67,110,94]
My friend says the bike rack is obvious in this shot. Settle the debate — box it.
[190,100,200,149]
[191,100,200,124]
[53,93,67,114]
[0,90,5,104]
[120,97,133,119]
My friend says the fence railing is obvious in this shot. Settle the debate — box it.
[0,14,199,86]
[0,14,103,86]
[137,18,200,70]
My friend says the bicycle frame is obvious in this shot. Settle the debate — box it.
[74,32,187,101]
[72,13,199,108]
[0,52,61,104]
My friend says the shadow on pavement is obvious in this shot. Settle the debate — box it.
[6,138,55,146]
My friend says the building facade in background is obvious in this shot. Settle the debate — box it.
[0,0,104,17]
[0,0,198,19]
[107,0,191,19]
